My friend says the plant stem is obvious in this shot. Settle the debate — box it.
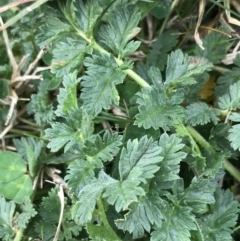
[76,32,150,88]
[14,228,23,241]
[225,160,240,182]
[186,126,214,151]
[187,126,240,182]
[159,0,181,35]
[97,198,121,241]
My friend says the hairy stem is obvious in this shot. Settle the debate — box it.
[186,126,214,151]
[76,32,150,88]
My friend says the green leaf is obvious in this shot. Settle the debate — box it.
[55,71,81,116]
[44,107,94,152]
[98,5,141,58]
[116,194,165,239]
[15,198,37,229]
[180,177,215,213]
[27,78,55,126]
[199,188,239,241]
[81,54,126,115]
[185,102,220,126]
[215,67,240,97]
[229,112,240,122]
[119,136,163,183]
[83,131,123,167]
[51,37,86,77]
[218,81,240,110]
[0,196,15,240]
[0,151,27,182]
[147,29,178,71]
[0,175,32,204]
[87,224,120,241]
[151,205,196,241]
[103,179,145,212]
[228,124,240,151]
[65,159,96,195]
[36,11,70,48]
[152,133,187,188]
[74,0,101,35]
[135,86,184,130]
[72,181,105,224]
[194,26,231,64]
[165,50,213,87]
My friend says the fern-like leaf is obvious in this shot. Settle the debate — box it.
[116,194,165,239]
[74,0,101,35]
[135,86,184,130]
[119,136,162,183]
[228,124,240,151]
[151,205,196,241]
[98,5,141,58]
[0,196,15,240]
[165,50,213,87]
[81,54,126,115]
[185,102,220,126]
[51,38,86,77]
[55,71,81,116]
[218,81,240,110]
[44,107,94,152]
[199,188,239,241]
[83,131,123,167]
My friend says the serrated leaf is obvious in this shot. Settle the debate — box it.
[147,29,178,71]
[0,196,15,240]
[218,81,240,110]
[99,5,141,58]
[194,26,230,64]
[39,188,61,223]
[83,132,122,168]
[152,133,187,188]
[74,0,101,35]
[180,177,215,213]
[151,205,196,241]
[15,198,37,229]
[119,136,162,183]
[185,102,220,126]
[229,112,240,122]
[103,179,145,212]
[228,124,240,151]
[55,71,81,116]
[116,194,164,239]
[44,107,94,152]
[72,181,105,224]
[36,13,70,48]
[81,54,126,115]
[27,79,55,126]
[165,50,213,87]
[199,188,239,241]
[51,38,86,77]
[135,86,184,130]
[65,159,96,195]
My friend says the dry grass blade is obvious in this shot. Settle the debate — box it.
[194,0,206,50]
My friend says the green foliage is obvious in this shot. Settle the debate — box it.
[81,54,126,115]
[2,0,240,240]
[185,102,220,126]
